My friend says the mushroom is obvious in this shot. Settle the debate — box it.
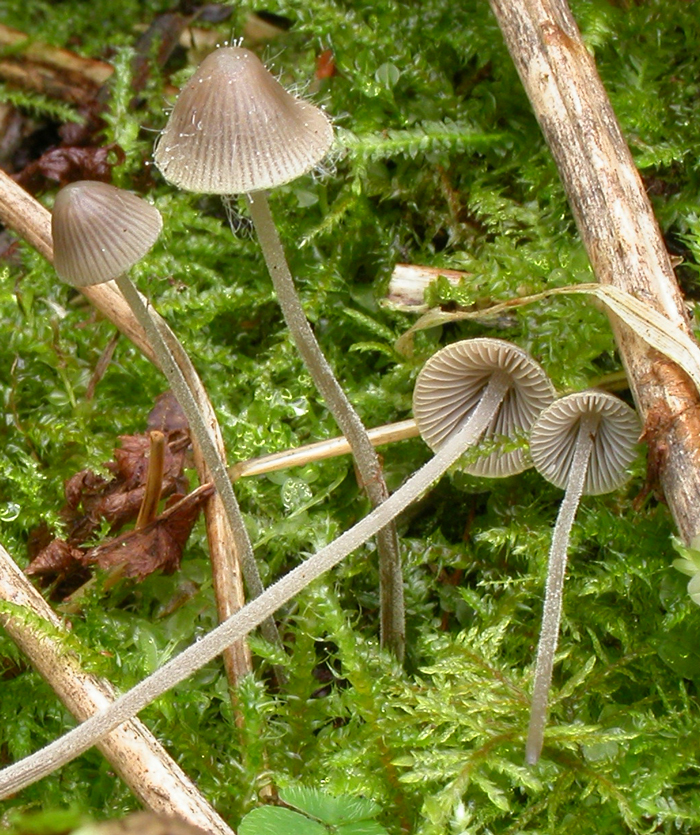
[414,339,555,479]
[0,338,557,796]
[154,46,406,660]
[51,180,274,641]
[525,390,640,765]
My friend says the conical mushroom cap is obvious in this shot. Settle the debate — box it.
[413,338,555,477]
[530,390,640,495]
[52,181,162,287]
[154,47,334,194]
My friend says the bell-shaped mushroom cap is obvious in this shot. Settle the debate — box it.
[530,390,640,495]
[52,181,162,287]
[154,47,334,194]
[413,338,555,477]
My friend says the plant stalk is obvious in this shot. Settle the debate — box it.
[525,412,599,765]
[229,418,419,481]
[0,372,511,797]
[114,273,280,648]
[135,430,165,529]
[246,190,405,661]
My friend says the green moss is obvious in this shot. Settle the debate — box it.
[1,0,699,832]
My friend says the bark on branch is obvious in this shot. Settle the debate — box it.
[489,0,700,542]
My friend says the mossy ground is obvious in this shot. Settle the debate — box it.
[1,1,700,833]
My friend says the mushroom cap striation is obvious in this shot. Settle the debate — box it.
[413,338,555,477]
[52,181,162,287]
[530,390,640,495]
[154,47,334,194]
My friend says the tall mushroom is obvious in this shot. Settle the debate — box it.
[51,180,276,645]
[0,339,557,796]
[154,46,406,659]
[525,390,640,765]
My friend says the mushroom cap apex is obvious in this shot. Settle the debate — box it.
[529,389,640,495]
[52,181,162,287]
[413,337,555,478]
[154,46,334,195]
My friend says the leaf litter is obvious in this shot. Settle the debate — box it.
[26,391,211,585]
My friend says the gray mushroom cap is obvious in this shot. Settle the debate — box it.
[413,338,555,477]
[529,390,640,495]
[154,47,334,195]
[52,181,162,287]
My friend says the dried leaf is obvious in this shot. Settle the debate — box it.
[147,390,190,436]
[83,485,214,580]
[25,538,85,577]
[65,416,190,541]
[13,144,125,190]
[27,393,193,585]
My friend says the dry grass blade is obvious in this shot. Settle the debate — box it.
[397,283,700,397]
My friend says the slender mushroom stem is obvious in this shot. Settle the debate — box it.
[525,412,599,765]
[246,190,405,661]
[0,371,512,798]
[113,273,280,647]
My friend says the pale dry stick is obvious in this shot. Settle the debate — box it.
[229,419,420,481]
[0,542,234,835]
[0,169,252,686]
[489,0,700,542]
[0,367,520,798]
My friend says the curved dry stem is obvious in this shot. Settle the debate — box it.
[0,372,511,799]
[525,413,598,765]
[114,274,280,648]
[246,190,405,661]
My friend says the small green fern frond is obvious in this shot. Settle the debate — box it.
[338,121,508,167]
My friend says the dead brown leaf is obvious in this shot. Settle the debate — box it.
[83,485,214,580]
[26,392,196,585]
[25,538,85,577]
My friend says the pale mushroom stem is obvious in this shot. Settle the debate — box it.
[525,412,600,765]
[0,371,512,799]
[246,190,406,661]
[113,273,280,647]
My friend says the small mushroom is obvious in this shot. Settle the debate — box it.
[154,46,333,194]
[413,337,555,477]
[525,389,640,765]
[53,181,163,286]
[51,181,273,634]
[155,47,406,660]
